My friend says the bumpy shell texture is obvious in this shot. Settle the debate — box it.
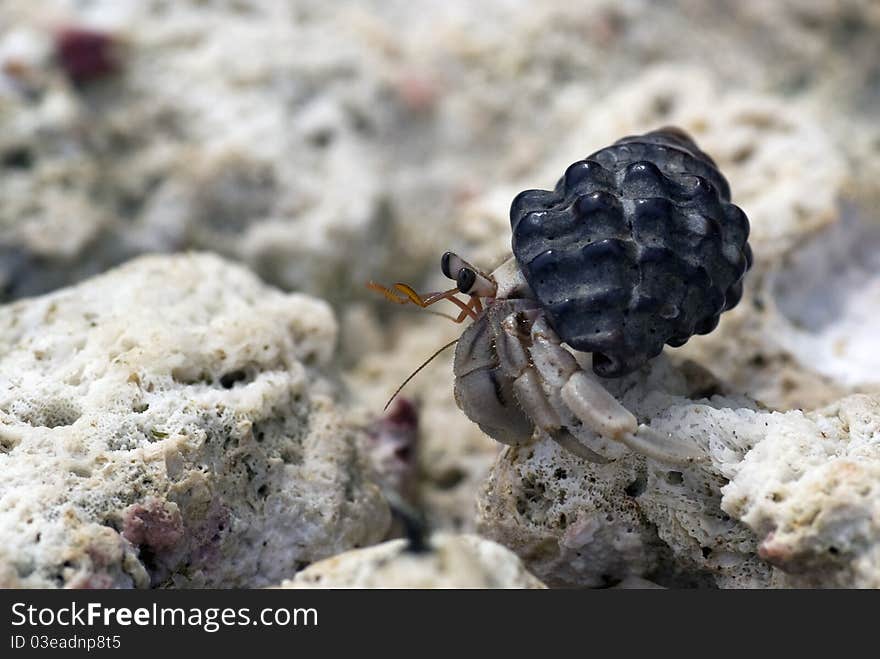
[510,128,752,377]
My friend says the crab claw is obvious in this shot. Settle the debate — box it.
[561,370,707,466]
[618,424,707,466]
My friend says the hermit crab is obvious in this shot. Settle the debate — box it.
[370,128,751,465]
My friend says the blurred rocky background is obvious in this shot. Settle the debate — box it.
[1,0,879,588]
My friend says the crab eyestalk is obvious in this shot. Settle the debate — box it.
[440,251,497,298]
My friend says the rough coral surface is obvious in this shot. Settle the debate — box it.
[280,533,545,589]
[723,395,880,588]
[476,356,767,588]
[0,253,389,588]
[477,353,880,588]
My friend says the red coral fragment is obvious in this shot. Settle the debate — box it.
[122,499,183,553]
[367,397,420,499]
[384,397,419,432]
[393,72,440,114]
[758,532,791,564]
[56,27,120,84]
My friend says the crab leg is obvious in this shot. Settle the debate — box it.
[496,311,610,463]
[450,294,483,323]
[559,372,637,441]
[529,316,706,466]
[367,281,480,322]
[560,374,705,465]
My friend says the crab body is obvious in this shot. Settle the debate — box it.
[452,298,540,446]
[372,128,751,465]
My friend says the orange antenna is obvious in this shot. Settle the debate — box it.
[367,281,481,323]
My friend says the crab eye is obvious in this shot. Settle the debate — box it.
[457,268,476,294]
[441,252,454,279]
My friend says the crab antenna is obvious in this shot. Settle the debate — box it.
[366,281,479,322]
[383,338,459,411]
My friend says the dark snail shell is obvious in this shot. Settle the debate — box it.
[510,127,752,377]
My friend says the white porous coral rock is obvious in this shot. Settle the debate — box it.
[723,394,880,588]
[0,253,390,588]
[478,441,670,589]
[477,356,768,588]
[478,353,880,589]
[280,533,545,589]
[0,2,394,303]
